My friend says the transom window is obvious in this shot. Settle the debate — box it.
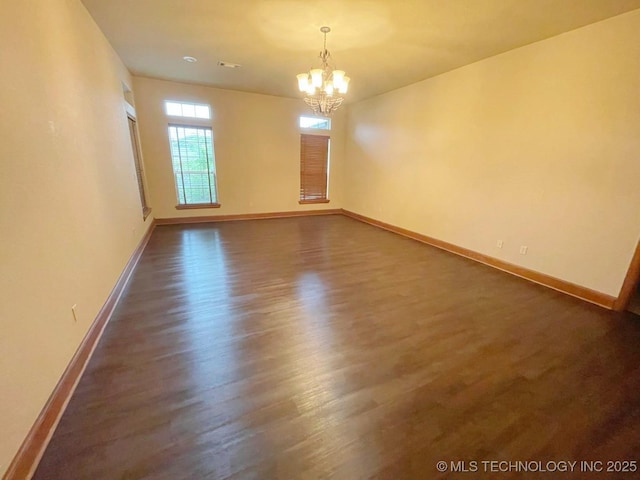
[299,116,331,130]
[168,125,218,208]
[165,101,211,120]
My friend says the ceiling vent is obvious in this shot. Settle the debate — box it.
[217,61,241,69]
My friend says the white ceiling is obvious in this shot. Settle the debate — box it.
[81,0,640,102]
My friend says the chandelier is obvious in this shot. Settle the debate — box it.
[296,26,350,116]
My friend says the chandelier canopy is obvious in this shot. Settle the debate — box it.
[296,26,350,117]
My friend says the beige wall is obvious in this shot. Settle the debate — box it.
[344,10,640,297]
[0,0,151,474]
[132,76,345,219]
[2,1,639,474]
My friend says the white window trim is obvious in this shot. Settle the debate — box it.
[166,116,212,127]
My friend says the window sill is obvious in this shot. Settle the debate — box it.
[299,199,330,204]
[142,207,152,220]
[175,203,221,210]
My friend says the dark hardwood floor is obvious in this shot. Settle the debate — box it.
[33,215,640,479]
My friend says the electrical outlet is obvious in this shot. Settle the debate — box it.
[71,304,78,323]
[520,246,528,255]
[496,240,503,249]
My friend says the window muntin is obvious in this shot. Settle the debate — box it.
[168,125,218,206]
[165,101,211,120]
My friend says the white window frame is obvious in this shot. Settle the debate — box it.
[165,100,220,209]
[299,115,331,131]
[165,100,211,120]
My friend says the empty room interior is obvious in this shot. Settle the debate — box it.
[3,1,640,478]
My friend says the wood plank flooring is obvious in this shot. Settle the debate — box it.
[33,215,640,479]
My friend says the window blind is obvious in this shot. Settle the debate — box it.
[300,134,329,203]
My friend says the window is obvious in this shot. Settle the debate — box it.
[127,116,151,219]
[168,125,219,208]
[299,116,331,130]
[165,101,211,119]
[299,134,330,204]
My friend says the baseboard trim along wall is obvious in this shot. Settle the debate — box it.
[3,220,157,480]
[155,208,343,225]
[2,208,336,478]
[5,207,620,478]
[613,240,640,311]
[341,209,617,309]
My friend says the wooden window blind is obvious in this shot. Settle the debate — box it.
[127,116,151,219]
[299,134,330,204]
